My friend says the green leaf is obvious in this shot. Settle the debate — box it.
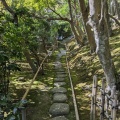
[0,101,7,106]
[8,115,16,120]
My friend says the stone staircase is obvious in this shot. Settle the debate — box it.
[49,49,70,120]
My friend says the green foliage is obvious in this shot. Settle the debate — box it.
[7,63,21,71]
[0,0,73,119]
[0,95,27,120]
[0,51,9,63]
[58,22,72,40]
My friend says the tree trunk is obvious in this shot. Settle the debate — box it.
[88,0,116,88]
[78,0,96,53]
[30,48,41,66]
[110,0,116,15]
[70,21,83,45]
[21,41,37,73]
[68,0,83,45]
[114,0,120,20]
[110,0,120,19]
[106,2,113,37]
[74,20,85,40]
[23,49,37,73]
[42,38,48,53]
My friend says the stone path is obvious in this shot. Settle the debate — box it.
[49,49,69,120]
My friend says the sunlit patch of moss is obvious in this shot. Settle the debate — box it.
[9,52,56,120]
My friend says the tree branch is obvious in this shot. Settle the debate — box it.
[68,0,73,21]
[1,0,18,26]
[48,7,63,18]
[108,14,120,26]
[46,0,70,22]
[31,12,71,23]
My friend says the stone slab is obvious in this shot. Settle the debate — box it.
[50,116,68,120]
[56,69,65,72]
[54,82,66,87]
[49,103,69,117]
[53,93,68,103]
[57,74,67,78]
[54,78,65,82]
[55,65,62,70]
[57,72,66,74]
[51,87,67,94]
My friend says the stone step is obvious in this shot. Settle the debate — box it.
[50,116,68,120]
[57,72,66,75]
[53,93,68,103]
[51,87,67,94]
[57,74,67,78]
[54,78,65,82]
[49,103,70,117]
[54,82,66,87]
[56,69,65,72]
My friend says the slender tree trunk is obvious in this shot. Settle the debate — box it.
[78,0,96,53]
[70,21,83,45]
[22,42,37,73]
[114,0,120,19]
[23,49,37,73]
[110,0,120,19]
[75,20,85,40]
[68,0,83,45]
[30,48,41,66]
[42,38,48,53]
[88,0,116,88]
[110,0,116,15]
[106,2,113,37]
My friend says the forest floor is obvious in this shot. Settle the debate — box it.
[9,28,120,120]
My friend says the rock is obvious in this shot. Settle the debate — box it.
[54,82,66,87]
[56,69,65,72]
[49,103,69,117]
[54,78,65,82]
[50,116,68,120]
[55,66,62,69]
[57,72,66,74]
[51,87,67,94]
[53,93,68,103]
[57,74,67,78]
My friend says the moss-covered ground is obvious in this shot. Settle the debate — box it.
[66,28,120,120]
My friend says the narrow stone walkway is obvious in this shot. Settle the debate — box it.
[49,49,69,120]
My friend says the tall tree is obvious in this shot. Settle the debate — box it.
[88,0,117,89]
[36,0,85,45]
[78,0,96,52]
[67,0,84,45]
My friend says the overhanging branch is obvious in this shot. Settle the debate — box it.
[108,14,120,26]
[31,13,71,22]
[1,0,18,26]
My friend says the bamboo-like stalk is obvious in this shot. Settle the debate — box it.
[111,86,116,119]
[21,46,55,100]
[100,78,105,120]
[65,44,80,120]
[21,108,26,120]
[90,75,98,120]
[112,86,117,120]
